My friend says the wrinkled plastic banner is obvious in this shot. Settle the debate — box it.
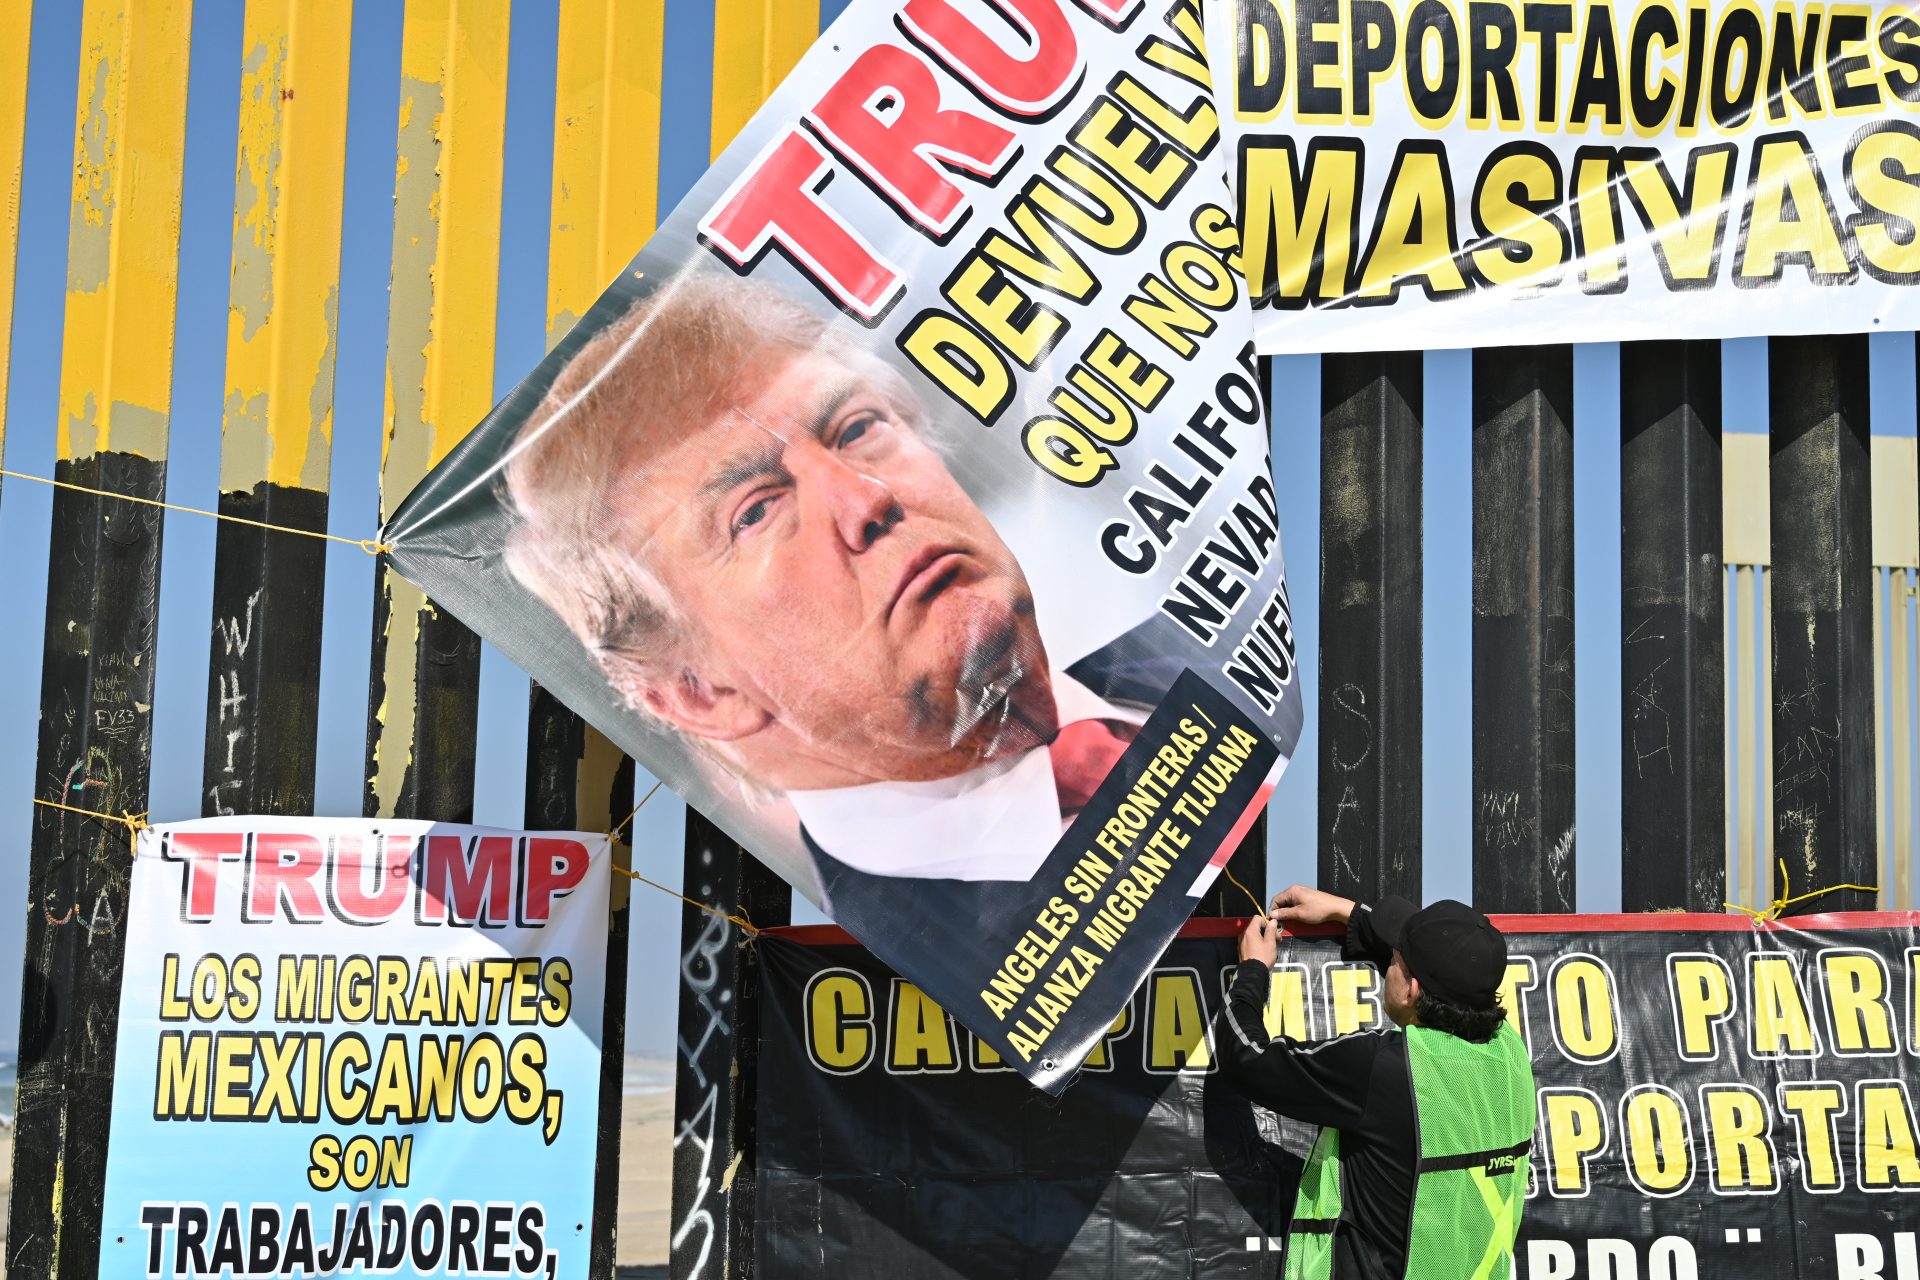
[1205,0,1920,352]
[757,914,1920,1278]
[385,1,1298,1091]
[98,819,610,1279]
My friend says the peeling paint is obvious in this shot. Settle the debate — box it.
[65,55,115,296]
[105,401,170,466]
[546,307,581,351]
[382,73,447,519]
[369,574,428,818]
[219,4,350,495]
[221,389,272,486]
[56,2,192,465]
[367,5,511,816]
[65,391,101,465]
[303,285,341,491]
[229,36,284,343]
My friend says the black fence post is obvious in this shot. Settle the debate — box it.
[204,499,330,818]
[670,810,792,1280]
[526,704,635,1279]
[1619,341,1725,911]
[1472,345,1577,912]
[14,462,167,1280]
[1318,351,1423,903]
[1769,335,1878,911]
[9,10,189,1274]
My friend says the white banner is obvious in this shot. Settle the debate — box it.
[384,0,1299,1093]
[98,818,611,1279]
[1206,0,1920,351]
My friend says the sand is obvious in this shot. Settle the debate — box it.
[0,1098,675,1270]
[619,1090,675,1267]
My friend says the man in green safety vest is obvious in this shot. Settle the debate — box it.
[1221,886,1536,1280]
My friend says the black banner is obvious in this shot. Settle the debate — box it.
[756,914,1920,1278]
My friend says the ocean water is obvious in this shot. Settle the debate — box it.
[0,1052,663,1127]
[624,1054,673,1098]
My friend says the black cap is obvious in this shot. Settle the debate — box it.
[1370,897,1506,1008]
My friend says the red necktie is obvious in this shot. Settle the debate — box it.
[1049,719,1134,819]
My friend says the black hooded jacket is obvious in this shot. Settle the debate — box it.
[1218,900,1422,1280]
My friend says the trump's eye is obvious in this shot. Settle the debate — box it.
[731,493,778,536]
[835,412,887,449]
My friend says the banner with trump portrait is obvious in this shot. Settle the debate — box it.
[382,0,1299,1091]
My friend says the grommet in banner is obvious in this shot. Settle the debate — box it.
[1040,1058,1057,1073]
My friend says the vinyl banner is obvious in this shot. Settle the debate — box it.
[1204,0,1920,352]
[384,1,1299,1091]
[97,819,611,1280]
[756,914,1920,1278]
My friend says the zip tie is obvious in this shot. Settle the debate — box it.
[1221,862,1268,918]
[1724,858,1879,923]
[32,797,150,856]
[0,468,392,555]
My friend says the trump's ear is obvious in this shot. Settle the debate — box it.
[634,667,770,742]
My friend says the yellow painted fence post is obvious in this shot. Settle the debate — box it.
[365,0,511,821]
[204,0,354,819]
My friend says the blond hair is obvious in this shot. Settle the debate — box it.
[502,273,923,711]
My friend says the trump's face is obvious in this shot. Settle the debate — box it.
[609,350,1055,790]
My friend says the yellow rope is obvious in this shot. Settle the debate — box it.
[1725,858,1879,922]
[609,779,665,842]
[32,797,150,855]
[604,777,760,937]
[0,468,391,555]
[611,864,762,937]
[1222,861,1268,917]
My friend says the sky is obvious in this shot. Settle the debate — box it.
[0,0,1915,1057]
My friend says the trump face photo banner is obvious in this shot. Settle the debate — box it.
[1205,0,1920,352]
[98,819,611,1279]
[383,0,1299,1092]
[755,914,1920,1279]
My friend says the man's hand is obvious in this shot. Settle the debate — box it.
[1269,884,1356,928]
[1239,913,1278,967]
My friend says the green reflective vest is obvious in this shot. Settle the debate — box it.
[1284,1020,1535,1280]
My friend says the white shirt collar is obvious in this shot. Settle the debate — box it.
[787,671,1145,882]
